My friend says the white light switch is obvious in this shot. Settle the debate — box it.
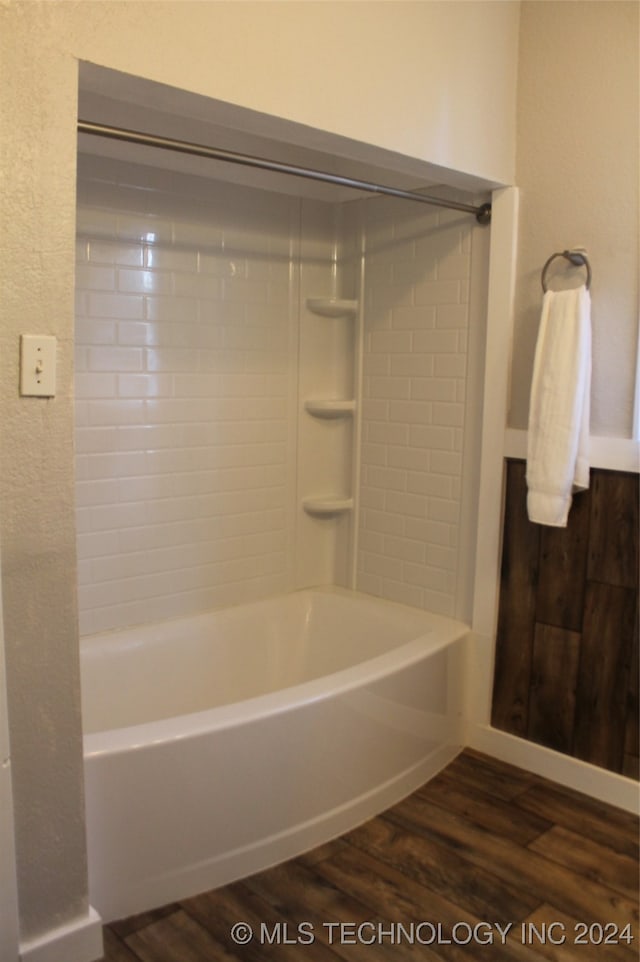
[20,335,57,397]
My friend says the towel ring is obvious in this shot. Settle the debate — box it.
[541,250,592,292]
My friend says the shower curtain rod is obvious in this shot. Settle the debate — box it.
[77,120,492,225]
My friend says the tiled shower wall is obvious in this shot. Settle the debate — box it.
[75,158,301,635]
[75,157,484,634]
[355,197,475,617]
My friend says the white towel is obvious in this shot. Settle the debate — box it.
[526,285,591,526]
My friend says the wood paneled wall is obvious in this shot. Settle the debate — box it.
[492,460,639,780]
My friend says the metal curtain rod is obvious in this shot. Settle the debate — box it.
[77,120,492,225]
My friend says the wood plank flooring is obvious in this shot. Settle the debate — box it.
[100,750,639,961]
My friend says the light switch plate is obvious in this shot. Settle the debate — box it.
[20,335,57,397]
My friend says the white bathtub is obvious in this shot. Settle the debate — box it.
[82,587,468,921]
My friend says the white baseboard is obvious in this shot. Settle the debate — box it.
[19,907,102,962]
[467,723,639,815]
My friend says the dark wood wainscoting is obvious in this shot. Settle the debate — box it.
[492,460,639,779]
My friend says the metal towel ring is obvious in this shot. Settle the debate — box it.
[541,249,592,292]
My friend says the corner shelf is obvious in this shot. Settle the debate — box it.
[306,297,358,319]
[302,497,354,517]
[304,399,356,419]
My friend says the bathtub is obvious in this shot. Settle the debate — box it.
[82,587,468,922]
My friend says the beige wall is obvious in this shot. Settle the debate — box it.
[54,0,519,185]
[0,0,520,943]
[510,0,639,436]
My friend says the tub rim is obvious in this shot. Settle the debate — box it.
[83,587,469,758]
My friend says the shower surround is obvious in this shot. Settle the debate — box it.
[75,154,485,635]
[74,142,488,923]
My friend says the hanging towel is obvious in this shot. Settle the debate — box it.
[526,285,591,526]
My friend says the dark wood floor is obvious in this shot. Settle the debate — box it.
[101,749,639,961]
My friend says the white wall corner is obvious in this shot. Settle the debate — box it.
[19,908,103,962]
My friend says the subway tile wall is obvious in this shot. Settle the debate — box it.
[75,157,480,634]
[75,157,300,634]
[356,197,473,616]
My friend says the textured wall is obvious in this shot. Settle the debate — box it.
[0,15,87,943]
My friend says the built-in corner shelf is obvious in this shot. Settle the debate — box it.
[306,297,358,319]
[302,497,354,517]
[300,295,358,531]
[304,399,356,419]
